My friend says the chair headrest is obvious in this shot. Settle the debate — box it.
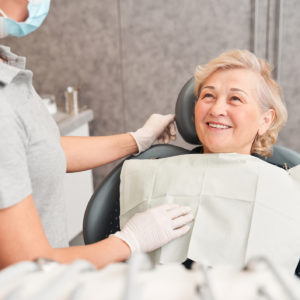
[175,77,200,145]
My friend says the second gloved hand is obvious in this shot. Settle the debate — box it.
[130,114,176,154]
[113,204,193,253]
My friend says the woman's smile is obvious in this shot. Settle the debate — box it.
[206,121,233,130]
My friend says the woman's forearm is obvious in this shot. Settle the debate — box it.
[51,236,131,269]
[60,134,138,172]
[0,195,131,270]
[0,195,192,270]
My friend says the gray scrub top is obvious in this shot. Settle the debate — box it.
[0,46,68,248]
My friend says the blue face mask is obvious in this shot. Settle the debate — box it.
[0,0,51,38]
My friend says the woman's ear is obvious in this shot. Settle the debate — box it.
[258,109,275,136]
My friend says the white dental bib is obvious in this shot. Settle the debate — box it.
[119,153,300,272]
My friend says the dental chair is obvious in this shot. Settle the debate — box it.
[83,77,300,273]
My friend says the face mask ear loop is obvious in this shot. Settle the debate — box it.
[0,9,8,18]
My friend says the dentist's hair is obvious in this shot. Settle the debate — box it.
[194,49,287,157]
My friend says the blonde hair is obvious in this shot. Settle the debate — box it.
[194,49,287,157]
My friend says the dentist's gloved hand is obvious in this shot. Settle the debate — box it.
[113,204,193,253]
[130,114,176,154]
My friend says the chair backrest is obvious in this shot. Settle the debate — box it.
[83,78,300,245]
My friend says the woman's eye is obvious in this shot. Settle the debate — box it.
[202,93,214,99]
[231,96,242,102]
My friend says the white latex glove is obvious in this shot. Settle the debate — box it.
[113,204,193,253]
[130,114,176,154]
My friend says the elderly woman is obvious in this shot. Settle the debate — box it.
[193,49,287,157]
[118,49,300,272]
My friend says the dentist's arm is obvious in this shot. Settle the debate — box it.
[61,114,176,172]
[0,196,192,269]
[61,133,138,172]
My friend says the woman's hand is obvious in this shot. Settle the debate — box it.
[130,114,176,154]
[113,204,193,253]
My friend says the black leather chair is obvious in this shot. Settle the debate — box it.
[83,77,300,272]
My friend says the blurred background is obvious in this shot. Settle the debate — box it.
[2,0,300,188]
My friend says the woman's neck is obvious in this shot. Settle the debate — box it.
[0,0,29,22]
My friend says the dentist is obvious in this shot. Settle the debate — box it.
[0,0,193,269]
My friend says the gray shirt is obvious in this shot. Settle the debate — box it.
[0,46,68,248]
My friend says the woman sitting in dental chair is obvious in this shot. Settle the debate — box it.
[115,49,300,273]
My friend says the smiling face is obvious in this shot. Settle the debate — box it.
[194,68,274,154]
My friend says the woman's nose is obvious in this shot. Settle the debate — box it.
[208,98,227,117]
